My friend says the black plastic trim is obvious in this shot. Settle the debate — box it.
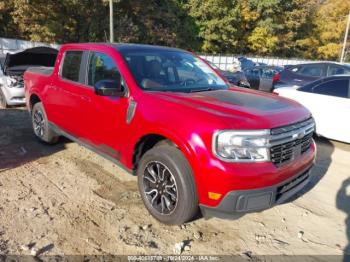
[200,165,313,218]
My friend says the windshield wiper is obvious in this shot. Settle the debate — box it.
[189,88,215,93]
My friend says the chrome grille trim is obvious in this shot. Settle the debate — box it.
[269,118,315,166]
[269,122,315,147]
[270,118,315,135]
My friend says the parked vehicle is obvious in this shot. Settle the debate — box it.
[207,61,250,88]
[0,47,58,108]
[274,62,350,90]
[274,75,350,143]
[244,66,283,92]
[237,56,266,70]
[24,43,316,224]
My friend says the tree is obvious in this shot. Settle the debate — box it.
[186,0,320,56]
[11,0,109,43]
[5,0,199,49]
[297,0,350,60]
[186,0,244,53]
[248,26,278,54]
[113,0,199,49]
[0,0,349,60]
[0,0,20,38]
[240,0,319,56]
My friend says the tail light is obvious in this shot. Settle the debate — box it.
[272,73,280,83]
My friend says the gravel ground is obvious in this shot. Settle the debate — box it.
[0,108,349,258]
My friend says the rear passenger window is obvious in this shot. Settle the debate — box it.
[61,51,83,82]
[313,79,349,98]
[88,52,120,86]
[328,65,350,76]
[299,65,324,77]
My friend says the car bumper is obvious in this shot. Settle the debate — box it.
[200,166,311,217]
[1,86,25,106]
[195,139,316,217]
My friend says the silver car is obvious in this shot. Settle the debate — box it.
[0,47,58,108]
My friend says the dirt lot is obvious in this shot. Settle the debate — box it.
[0,108,349,258]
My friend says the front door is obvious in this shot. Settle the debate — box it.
[80,51,129,160]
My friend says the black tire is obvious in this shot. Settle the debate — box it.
[137,144,198,225]
[32,102,59,144]
[0,88,8,109]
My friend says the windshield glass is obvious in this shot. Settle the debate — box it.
[120,49,228,92]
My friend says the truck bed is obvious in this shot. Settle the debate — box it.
[26,66,54,76]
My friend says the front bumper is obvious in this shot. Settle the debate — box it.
[1,86,25,106]
[200,166,311,217]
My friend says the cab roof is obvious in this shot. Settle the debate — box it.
[61,42,184,53]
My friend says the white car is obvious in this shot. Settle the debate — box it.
[274,75,350,144]
[0,47,58,108]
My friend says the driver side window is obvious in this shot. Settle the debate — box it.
[88,52,120,86]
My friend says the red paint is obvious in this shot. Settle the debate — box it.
[273,72,280,83]
[24,43,315,208]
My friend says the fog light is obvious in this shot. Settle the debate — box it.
[208,192,222,200]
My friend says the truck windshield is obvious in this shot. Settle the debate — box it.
[120,49,228,92]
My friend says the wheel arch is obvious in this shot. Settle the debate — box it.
[131,131,196,176]
[29,93,42,112]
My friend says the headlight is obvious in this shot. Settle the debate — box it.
[6,77,16,88]
[213,130,270,162]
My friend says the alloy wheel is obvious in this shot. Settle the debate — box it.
[143,161,178,215]
[33,110,45,137]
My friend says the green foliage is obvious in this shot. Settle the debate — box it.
[1,0,199,49]
[297,0,350,60]
[114,0,200,49]
[0,0,20,38]
[10,0,109,43]
[248,26,278,54]
[186,0,350,59]
[0,0,349,60]
[185,0,243,53]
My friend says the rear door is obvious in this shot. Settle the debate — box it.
[45,50,88,136]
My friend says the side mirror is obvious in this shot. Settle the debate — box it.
[94,76,125,97]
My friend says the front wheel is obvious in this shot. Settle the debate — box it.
[137,144,198,225]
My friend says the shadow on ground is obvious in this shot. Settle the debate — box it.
[337,176,350,261]
[292,136,334,199]
[0,108,68,170]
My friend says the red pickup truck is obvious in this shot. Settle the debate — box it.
[24,43,316,224]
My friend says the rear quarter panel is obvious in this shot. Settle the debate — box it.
[24,70,52,111]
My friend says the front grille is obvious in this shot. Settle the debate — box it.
[276,170,309,200]
[269,118,315,166]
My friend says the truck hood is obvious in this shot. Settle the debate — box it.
[2,46,58,75]
[154,87,311,129]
